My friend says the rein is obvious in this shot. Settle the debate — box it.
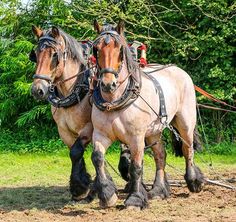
[55,65,95,86]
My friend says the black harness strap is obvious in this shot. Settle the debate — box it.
[145,74,167,119]
[143,64,175,121]
[93,75,140,111]
[47,65,89,108]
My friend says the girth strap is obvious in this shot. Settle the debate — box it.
[146,74,167,119]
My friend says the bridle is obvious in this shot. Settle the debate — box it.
[30,35,68,84]
[93,30,124,80]
[30,32,94,108]
[92,29,142,111]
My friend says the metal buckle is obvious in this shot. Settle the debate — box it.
[160,115,168,125]
[49,84,55,93]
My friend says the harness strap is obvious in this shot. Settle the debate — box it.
[93,76,140,111]
[47,65,89,108]
[100,67,119,78]
[142,64,175,121]
[147,74,167,119]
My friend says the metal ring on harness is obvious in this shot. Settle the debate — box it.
[160,115,168,125]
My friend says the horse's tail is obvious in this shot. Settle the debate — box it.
[171,127,202,157]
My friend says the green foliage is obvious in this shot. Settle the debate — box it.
[0,129,66,153]
[207,142,236,155]
[0,0,235,152]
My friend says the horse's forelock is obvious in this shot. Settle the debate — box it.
[39,28,86,65]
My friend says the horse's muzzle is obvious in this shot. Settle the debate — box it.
[31,82,49,100]
[101,81,117,93]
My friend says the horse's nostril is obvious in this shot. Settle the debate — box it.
[112,82,116,87]
[37,89,44,97]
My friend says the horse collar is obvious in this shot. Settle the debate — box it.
[93,75,141,112]
[47,65,90,108]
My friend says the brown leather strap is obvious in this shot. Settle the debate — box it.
[194,85,236,110]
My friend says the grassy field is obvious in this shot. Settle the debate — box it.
[0,150,235,221]
[0,149,235,189]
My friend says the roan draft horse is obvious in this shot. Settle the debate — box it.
[91,20,204,209]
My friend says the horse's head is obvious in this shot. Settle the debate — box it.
[93,20,127,93]
[30,26,67,100]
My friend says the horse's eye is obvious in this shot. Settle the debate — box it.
[52,52,59,66]
[52,52,58,58]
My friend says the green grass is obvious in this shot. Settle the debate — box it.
[0,149,235,187]
[0,150,235,211]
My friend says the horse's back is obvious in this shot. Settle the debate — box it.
[142,64,196,122]
[143,64,195,101]
[143,64,194,88]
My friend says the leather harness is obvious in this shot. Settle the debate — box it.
[47,66,89,108]
[92,29,171,120]
[32,35,91,108]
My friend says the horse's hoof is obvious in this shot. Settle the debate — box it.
[186,179,204,193]
[148,191,164,200]
[148,184,170,200]
[185,166,204,193]
[124,192,148,210]
[99,193,118,208]
[71,189,90,202]
[77,198,92,204]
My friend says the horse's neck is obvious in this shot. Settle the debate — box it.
[57,60,81,97]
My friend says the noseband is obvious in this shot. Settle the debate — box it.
[33,74,52,82]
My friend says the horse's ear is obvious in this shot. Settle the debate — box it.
[32,25,43,38]
[94,20,101,33]
[116,20,125,34]
[51,26,60,38]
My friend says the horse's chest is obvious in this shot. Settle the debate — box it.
[52,106,86,134]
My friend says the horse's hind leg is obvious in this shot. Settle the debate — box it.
[146,134,170,199]
[172,116,204,193]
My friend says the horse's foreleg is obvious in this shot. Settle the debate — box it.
[124,137,148,209]
[146,134,170,199]
[69,138,92,201]
[92,133,117,208]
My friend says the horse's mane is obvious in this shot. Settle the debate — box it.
[41,28,86,65]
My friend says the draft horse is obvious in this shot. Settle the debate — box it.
[91,21,204,209]
[30,26,94,201]
[30,25,131,202]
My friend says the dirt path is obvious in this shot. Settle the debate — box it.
[0,181,235,222]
